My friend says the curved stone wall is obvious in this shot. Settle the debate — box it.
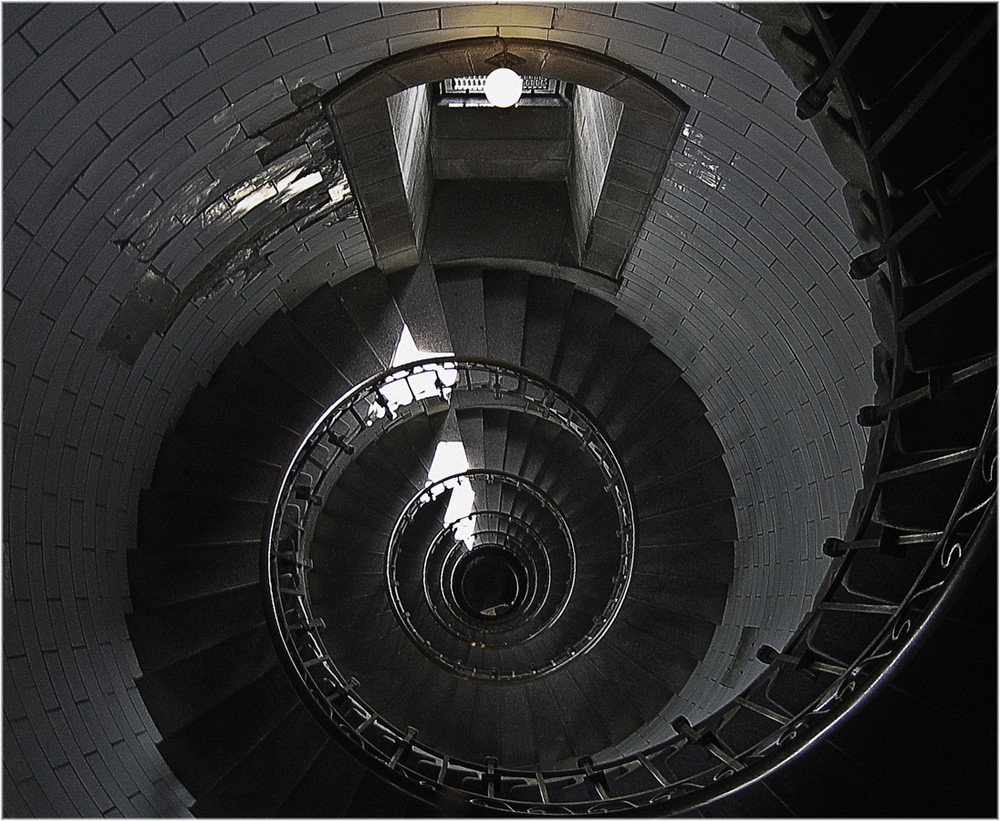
[3,4,873,813]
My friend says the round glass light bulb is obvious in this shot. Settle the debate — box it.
[484,67,522,108]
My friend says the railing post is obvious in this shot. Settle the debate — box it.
[579,757,611,800]
[670,717,743,772]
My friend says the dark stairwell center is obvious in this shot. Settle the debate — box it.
[3,3,996,817]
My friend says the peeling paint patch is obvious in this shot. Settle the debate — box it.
[109,87,356,361]
[97,269,179,366]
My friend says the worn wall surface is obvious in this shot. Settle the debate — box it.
[3,4,874,813]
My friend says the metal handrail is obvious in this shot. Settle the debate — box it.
[262,342,992,813]
[263,357,646,806]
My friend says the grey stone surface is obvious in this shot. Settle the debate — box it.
[442,3,555,31]
[554,6,664,51]
[6,85,76,182]
[2,3,43,39]
[543,26,609,55]
[65,6,182,99]
[18,4,103,55]
[99,3,153,31]
[135,5,252,78]
[1,29,37,94]
[4,3,881,812]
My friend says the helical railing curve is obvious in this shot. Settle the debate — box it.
[262,6,996,813]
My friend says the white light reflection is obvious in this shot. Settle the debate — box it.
[372,325,474,544]
[327,177,351,205]
[368,325,458,420]
[426,441,476,550]
[679,124,726,190]
[230,183,275,218]
[229,168,327,219]
[278,169,324,198]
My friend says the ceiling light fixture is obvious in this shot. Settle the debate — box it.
[484,37,525,108]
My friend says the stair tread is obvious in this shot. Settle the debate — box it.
[528,673,596,769]
[138,489,269,548]
[175,385,301,465]
[498,683,538,768]
[455,407,486,469]
[595,344,682,430]
[128,584,264,675]
[357,436,430,498]
[576,648,664,735]
[625,418,728,490]
[480,407,510,472]
[529,427,588,497]
[345,768,413,817]
[639,497,738,544]
[575,312,651,417]
[514,413,563,486]
[558,661,632,753]
[245,310,354,409]
[632,456,734,515]
[520,275,576,380]
[191,702,329,817]
[334,269,405,368]
[398,413,449,479]
[591,638,680,721]
[483,268,529,364]
[334,459,414,512]
[291,283,386,385]
[499,411,533,476]
[512,677,579,769]
[322,485,399,532]
[128,541,259,609]
[625,575,729,625]
[208,345,324,435]
[157,665,299,797]
[310,532,388,569]
[549,289,618,395]
[606,617,701,693]
[151,432,281,503]
[437,266,488,357]
[633,540,734,586]
[136,623,279,739]
[612,377,707,453]
[398,673,474,760]
[388,259,453,354]
[274,739,368,817]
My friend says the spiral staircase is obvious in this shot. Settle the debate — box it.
[123,4,996,817]
[4,1,994,818]
[129,264,740,814]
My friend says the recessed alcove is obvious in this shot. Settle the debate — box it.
[327,38,687,281]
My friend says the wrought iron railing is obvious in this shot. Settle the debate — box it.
[263,343,991,813]
[263,6,996,813]
[264,357,647,809]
